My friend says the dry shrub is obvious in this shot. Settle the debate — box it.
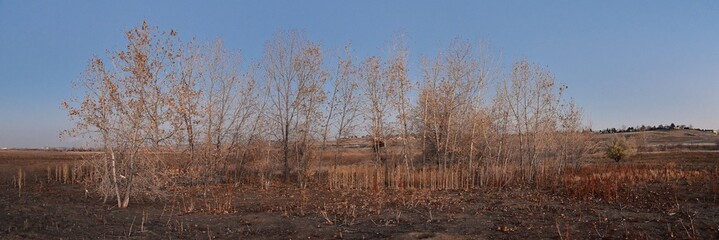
[166,184,235,215]
[239,140,279,189]
[126,152,175,201]
[60,151,176,204]
[83,156,114,201]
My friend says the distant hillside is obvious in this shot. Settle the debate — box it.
[596,129,719,152]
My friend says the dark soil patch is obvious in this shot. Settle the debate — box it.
[1,150,718,239]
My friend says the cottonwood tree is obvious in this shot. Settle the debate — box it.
[360,55,395,186]
[321,45,361,169]
[554,87,589,169]
[359,36,413,188]
[65,21,593,195]
[65,22,183,208]
[163,36,261,185]
[417,39,492,171]
[263,31,326,184]
[63,57,121,205]
[197,39,258,184]
[167,38,203,174]
[386,36,413,173]
[494,59,586,182]
[108,22,183,207]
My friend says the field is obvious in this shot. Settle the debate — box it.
[2,130,719,239]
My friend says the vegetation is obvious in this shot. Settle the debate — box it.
[597,123,714,134]
[62,21,589,207]
[3,20,712,239]
[605,136,636,162]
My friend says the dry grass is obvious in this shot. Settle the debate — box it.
[168,184,236,215]
[560,162,717,202]
[26,149,715,208]
[321,156,719,205]
[326,164,477,191]
[4,137,717,210]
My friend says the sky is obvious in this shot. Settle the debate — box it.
[1,0,718,148]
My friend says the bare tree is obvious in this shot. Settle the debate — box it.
[65,22,592,196]
[65,22,183,207]
[263,30,326,183]
[167,38,203,173]
[417,39,492,171]
[495,59,574,182]
[321,44,361,169]
[386,36,413,174]
[196,39,257,184]
[360,55,395,187]
[63,57,122,205]
[555,86,589,169]
[167,37,261,185]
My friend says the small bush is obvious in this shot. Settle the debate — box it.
[605,136,635,162]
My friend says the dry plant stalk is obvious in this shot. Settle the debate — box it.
[15,168,25,197]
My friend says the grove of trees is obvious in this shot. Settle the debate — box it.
[64,22,590,208]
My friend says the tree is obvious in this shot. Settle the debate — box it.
[387,35,412,174]
[263,30,326,183]
[555,87,588,169]
[63,56,121,206]
[197,39,258,184]
[321,44,361,169]
[495,60,558,180]
[417,39,491,169]
[492,59,587,181]
[64,21,184,207]
[167,38,203,175]
[360,55,394,187]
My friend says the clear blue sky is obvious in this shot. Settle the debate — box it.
[1,1,718,148]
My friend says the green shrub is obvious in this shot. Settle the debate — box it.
[605,136,635,162]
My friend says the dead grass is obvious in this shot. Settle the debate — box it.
[560,162,716,202]
[2,142,719,238]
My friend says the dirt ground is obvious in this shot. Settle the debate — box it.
[1,144,719,239]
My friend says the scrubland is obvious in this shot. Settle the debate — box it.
[2,130,719,239]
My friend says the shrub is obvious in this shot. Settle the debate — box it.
[605,136,635,162]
